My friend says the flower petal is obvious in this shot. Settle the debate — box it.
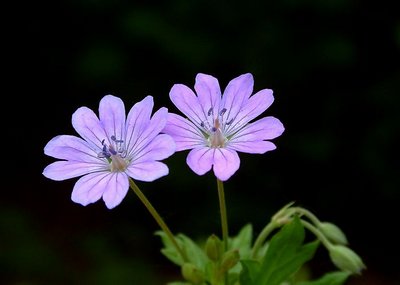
[213,148,240,181]
[125,96,154,155]
[220,73,254,125]
[126,161,169,182]
[44,135,102,163]
[225,89,274,135]
[230,116,285,142]
[71,172,129,209]
[132,134,176,164]
[102,172,129,209]
[170,83,207,127]
[228,141,276,154]
[127,107,169,158]
[43,161,105,181]
[72,106,107,151]
[99,95,126,144]
[194,73,221,119]
[186,147,214,176]
[163,113,205,151]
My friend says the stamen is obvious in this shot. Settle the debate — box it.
[226,118,234,125]
[207,107,213,116]
[109,146,117,155]
[101,139,105,145]
[219,108,227,116]
[200,121,205,128]
[211,127,217,132]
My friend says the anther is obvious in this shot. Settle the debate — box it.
[211,127,217,132]
[207,107,213,116]
[226,119,234,125]
[219,108,227,116]
[200,121,205,128]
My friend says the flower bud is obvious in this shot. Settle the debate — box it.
[319,222,348,245]
[181,263,204,284]
[220,249,240,273]
[329,245,366,275]
[205,234,223,262]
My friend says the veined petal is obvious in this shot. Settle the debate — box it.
[230,116,285,142]
[125,96,154,156]
[71,172,129,209]
[127,107,169,158]
[220,73,254,126]
[44,135,102,163]
[225,89,274,135]
[170,84,207,127]
[72,106,107,151]
[194,73,221,119]
[132,134,176,164]
[99,95,126,144]
[126,161,169,182]
[228,141,276,154]
[71,173,107,206]
[163,113,205,151]
[186,147,214,175]
[213,148,240,181]
[102,172,129,209]
[43,161,106,181]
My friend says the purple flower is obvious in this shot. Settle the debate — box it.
[43,95,175,209]
[163,73,284,181]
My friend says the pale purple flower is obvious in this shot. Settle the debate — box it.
[43,95,175,209]
[163,73,284,181]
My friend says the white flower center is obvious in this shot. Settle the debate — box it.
[201,108,233,148]
[98,135,128,172]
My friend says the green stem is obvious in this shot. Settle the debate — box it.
[217,178,229,251]
[129,178,187,262]
[293,207,321,226]
[301,220,332,250]
[251,221,279,259]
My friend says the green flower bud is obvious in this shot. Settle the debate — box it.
[329,245,366,275]
[205,234,223,262]
[319,222,348,245]
[220,249,240,273]
[181,263,204,284]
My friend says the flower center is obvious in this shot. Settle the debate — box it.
[201,107,233,148]
[98,135,128,172]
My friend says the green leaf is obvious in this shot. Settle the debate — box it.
[155,231,208,270]
[297,271,350,285]
[254,216,320,285]
[239,260,260,285]
[167,282,191,285]
[229,224,253,258]
[156,231,184,266]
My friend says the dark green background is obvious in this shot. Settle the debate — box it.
[3,0,399,284]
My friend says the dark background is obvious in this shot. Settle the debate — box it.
[3,0,399,284]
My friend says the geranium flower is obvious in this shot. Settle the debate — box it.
[43,95,175,209]
[163,73,284,181]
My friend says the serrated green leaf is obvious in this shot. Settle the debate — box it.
[156,231,208,270]
[254,217,320,285]
[177,233,208,269]
[239,260,261,285]
[155,231,185,266]
[297,271,350,285]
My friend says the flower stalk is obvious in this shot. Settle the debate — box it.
[129,178,187,262]
[217,178,229,251]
